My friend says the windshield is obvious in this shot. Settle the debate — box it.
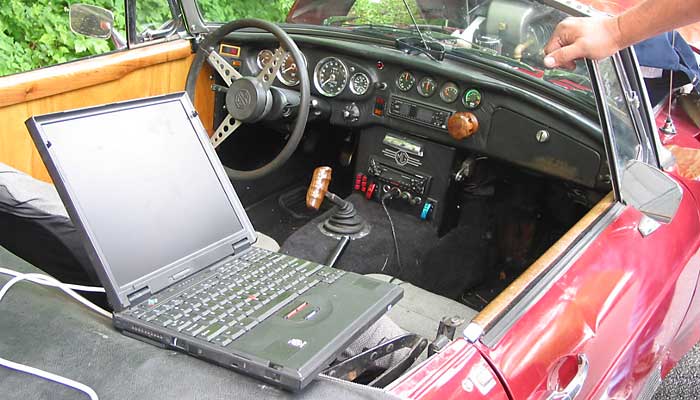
[196,0,593,106]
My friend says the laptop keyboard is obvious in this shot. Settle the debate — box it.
[129,247,345,348]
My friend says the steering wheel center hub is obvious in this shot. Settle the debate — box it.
[226,77,269,122]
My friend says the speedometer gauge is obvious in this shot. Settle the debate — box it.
[440,82,459,103]
[349,72,370,95]
[396,71,415,92]
[314,57,348,97]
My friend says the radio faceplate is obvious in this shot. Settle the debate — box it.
[367,158,430,197]
[388,96,453,130]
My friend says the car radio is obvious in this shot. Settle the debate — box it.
[367,157,430,202]
[388,96,452,130]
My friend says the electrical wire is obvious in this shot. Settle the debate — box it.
[381,193,403,284]
[0,268,111,399]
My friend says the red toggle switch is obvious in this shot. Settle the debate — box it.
[366,183,376,200]
[354,173,362,190]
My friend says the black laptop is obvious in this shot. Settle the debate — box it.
[25,92,402,391]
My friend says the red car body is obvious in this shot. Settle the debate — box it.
[384,1,700,395]
[387,104,700,400]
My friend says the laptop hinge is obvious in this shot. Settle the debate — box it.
[127,286,152,305]
[234,238,251,253]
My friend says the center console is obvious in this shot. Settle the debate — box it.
[354,127,456,226]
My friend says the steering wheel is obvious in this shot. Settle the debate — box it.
[185,19,310,180]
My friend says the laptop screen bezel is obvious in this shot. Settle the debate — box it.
[25,92,257,311]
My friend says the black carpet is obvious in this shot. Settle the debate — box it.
[281,193,438,284]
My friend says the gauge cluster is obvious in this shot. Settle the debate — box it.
[392,71,482,110]
[234,44,489,133]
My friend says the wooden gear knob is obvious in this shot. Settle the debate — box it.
[306,166,332,210]
[447,112,479,140]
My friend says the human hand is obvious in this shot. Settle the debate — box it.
[543,16,624,69]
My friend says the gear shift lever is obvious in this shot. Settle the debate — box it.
[306,166,367,237]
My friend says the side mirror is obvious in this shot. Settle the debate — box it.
[69,4,114,39]
[69,4,126,49]
[620,160,682,224]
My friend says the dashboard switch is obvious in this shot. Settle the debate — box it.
[366,183,377,200]
[342,103,361,123]
[420,202,434,220]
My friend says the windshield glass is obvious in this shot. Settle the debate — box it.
[196,0,593,106]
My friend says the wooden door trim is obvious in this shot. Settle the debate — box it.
[0,40,193,108]
[473,192,615,329]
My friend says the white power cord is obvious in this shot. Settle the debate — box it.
[0,267,111,400]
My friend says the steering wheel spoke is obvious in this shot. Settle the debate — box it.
[185,19,310,180]
[257,46,285,90]
[210,116,242,148]
[207,50,242,86]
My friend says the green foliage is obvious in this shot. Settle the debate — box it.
[0,0,126,76]
[197,0,295,23]
[348,0,423,26]
[136,0,173,32]
[1,0,422,77]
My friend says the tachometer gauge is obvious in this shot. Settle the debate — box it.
[463,89,483,109]
[396,71,415,92]
[279,52,300,86]
[417,76,437,97]
[314,57,348,97]
[440,82,459,103]
[349,72,371,95]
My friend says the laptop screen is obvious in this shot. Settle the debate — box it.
[34,97,246,291]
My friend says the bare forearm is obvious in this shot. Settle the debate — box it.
[617,0,700,47]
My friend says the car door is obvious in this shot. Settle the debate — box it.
[460,23,700,400]
[0,0,214,182]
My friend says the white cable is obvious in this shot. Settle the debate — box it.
[0,267,112,399]
[0,356,99,400]
[0,268,111,319]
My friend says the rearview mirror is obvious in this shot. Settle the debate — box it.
[620,160,682,224]
[69,4,114,39]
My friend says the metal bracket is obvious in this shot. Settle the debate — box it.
[638,215,661,237]
[323,333,428,388]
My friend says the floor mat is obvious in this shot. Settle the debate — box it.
[281,193,439,287]
[245,186,317,245]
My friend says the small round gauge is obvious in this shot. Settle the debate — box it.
[396,71,416,92]
[279,52,300,86]
[418,76,437,97]
[440,82,459,103]
[349,72,371,95]
[257,50,301,87]
[463,89,483,109]
[314,57,349,97]
[256,49,274,70]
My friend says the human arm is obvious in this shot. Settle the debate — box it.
[543,0,700,69]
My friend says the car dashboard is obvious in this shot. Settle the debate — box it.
[212,33,608,225]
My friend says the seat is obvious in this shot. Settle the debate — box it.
[366,273,478,340]
[0,162,280,283]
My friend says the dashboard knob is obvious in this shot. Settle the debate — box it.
[447,112,479,140]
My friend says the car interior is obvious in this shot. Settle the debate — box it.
[0,0,617,389]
